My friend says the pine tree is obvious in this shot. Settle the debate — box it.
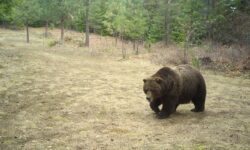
[12,0,39,43]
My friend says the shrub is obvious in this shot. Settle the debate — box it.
[48,40,58,47]
[191,57,200,69]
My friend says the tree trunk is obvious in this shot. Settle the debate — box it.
[121,34,126,59]
[133,40,136,51]
[208,0,215,51]
[136,41,139,55]
[60,17,64,44]
[115,33,118,46]
[112,32,117,46]
[45,20,49,38]
[183,30,193,64]
[85,0,90,47]
[147,16,153,41]
[26,24,29,43]
[183,42,188,64]
[2,20,6,28]
[165,0,171,45]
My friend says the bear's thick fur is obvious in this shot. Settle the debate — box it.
[143,65,206,119]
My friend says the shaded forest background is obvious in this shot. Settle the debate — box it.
[0,0,250,72]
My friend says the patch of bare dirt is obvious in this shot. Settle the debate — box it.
[0,28,250,150]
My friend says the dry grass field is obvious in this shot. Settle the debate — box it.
[0,28,250,150]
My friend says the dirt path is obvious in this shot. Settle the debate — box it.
[0,29,250,150]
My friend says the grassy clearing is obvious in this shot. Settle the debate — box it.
[0,28,250,150]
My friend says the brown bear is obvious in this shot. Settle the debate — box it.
[143,65,206,119]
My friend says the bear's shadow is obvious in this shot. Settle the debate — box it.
[149,110,209,124]
[149,109,227,125]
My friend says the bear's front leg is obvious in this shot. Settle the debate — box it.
[157,98,177,119]
[150,100,161,114]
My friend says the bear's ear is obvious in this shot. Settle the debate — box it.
[143,79,147,83]
[155,77,163,84]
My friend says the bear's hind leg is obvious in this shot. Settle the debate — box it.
[175,104,179,111]
[191,91,206,112]
[191,77,206,112]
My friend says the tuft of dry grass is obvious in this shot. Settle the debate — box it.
[150,44,184,66]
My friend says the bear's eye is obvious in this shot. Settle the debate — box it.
[144,89,149,93]
[146,89,155,93]
[150,89,156,93]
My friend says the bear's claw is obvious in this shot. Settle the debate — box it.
[157,112,169,119]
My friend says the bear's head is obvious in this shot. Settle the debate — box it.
[143,77,165,102]
[143,76,174,102]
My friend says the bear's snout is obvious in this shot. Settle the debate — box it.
[146,91,153,102]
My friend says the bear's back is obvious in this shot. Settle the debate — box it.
[173,65,202,103]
